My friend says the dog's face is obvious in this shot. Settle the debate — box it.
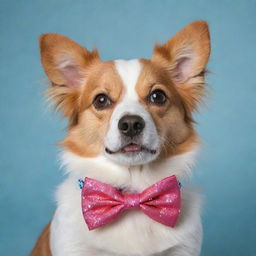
[40,21,210,166]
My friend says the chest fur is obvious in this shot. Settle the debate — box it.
[50,176,202,256]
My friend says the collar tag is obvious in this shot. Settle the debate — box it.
[78,179,84,189]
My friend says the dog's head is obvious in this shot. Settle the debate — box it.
[40,21,210,166]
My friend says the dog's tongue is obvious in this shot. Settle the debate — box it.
[122,144,141,152]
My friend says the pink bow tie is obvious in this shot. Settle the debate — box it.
[81,175,181,230]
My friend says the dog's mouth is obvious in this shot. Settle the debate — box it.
[105,143,157,155]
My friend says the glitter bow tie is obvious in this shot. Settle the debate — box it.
[81,175,181,230]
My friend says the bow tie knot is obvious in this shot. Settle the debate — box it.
[123,194,140,209]
[81,175,181,230]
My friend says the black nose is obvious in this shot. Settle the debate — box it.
[118,115,145,137]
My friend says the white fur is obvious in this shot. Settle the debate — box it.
[50,59,203,256]
[105,59,160,165]
[114,59,141,100]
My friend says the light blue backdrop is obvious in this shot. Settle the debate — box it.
[0,0,255,255]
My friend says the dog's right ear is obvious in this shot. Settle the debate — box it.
[39,34,99,126]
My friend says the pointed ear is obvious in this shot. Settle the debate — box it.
[40,33,99,88]
[39,33,100,126]
[152,20,211,111]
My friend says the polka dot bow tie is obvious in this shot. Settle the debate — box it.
[81,175,181,230]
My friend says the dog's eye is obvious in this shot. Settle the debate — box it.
[93,94,112,110]
[149,89,167,105]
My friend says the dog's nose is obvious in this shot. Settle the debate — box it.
[118,115,145,137]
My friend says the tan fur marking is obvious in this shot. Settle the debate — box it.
[152,20,210,113]
[61,62,124,157]
[30,223,51,256]
[40,33,100,127]
[136,59,194,158]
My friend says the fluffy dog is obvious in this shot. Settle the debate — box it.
[31,20,211,256]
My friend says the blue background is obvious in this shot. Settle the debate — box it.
[0,0,256,255]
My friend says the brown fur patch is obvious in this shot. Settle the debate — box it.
[61,61,124,157]
[152,20,210,114]
[147,20,210,156]
[30,223,51,256]
[135,59,195,158]
[40,33,100,127]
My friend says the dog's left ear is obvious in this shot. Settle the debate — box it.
[152,20,211,111]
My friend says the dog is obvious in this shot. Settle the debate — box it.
[30,20,211,256]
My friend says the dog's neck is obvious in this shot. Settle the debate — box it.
[60,146,199,192]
